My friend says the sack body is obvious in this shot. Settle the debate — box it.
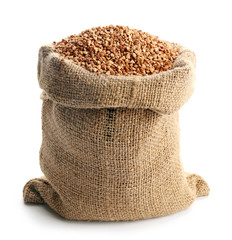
[23,43,209,221]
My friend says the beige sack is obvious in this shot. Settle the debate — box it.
[23,43,210,221]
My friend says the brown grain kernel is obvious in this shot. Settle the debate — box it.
[54,25,179,76]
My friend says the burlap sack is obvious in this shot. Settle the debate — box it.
[23,43,210,221]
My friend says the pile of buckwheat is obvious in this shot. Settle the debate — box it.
[53,25,179,76]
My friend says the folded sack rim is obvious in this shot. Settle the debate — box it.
[38,42,196,113]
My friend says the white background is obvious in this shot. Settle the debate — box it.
[1,0,231,239]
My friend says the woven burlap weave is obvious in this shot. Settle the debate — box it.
[23,43,210,221]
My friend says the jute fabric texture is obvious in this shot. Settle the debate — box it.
[23,43,210,221]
